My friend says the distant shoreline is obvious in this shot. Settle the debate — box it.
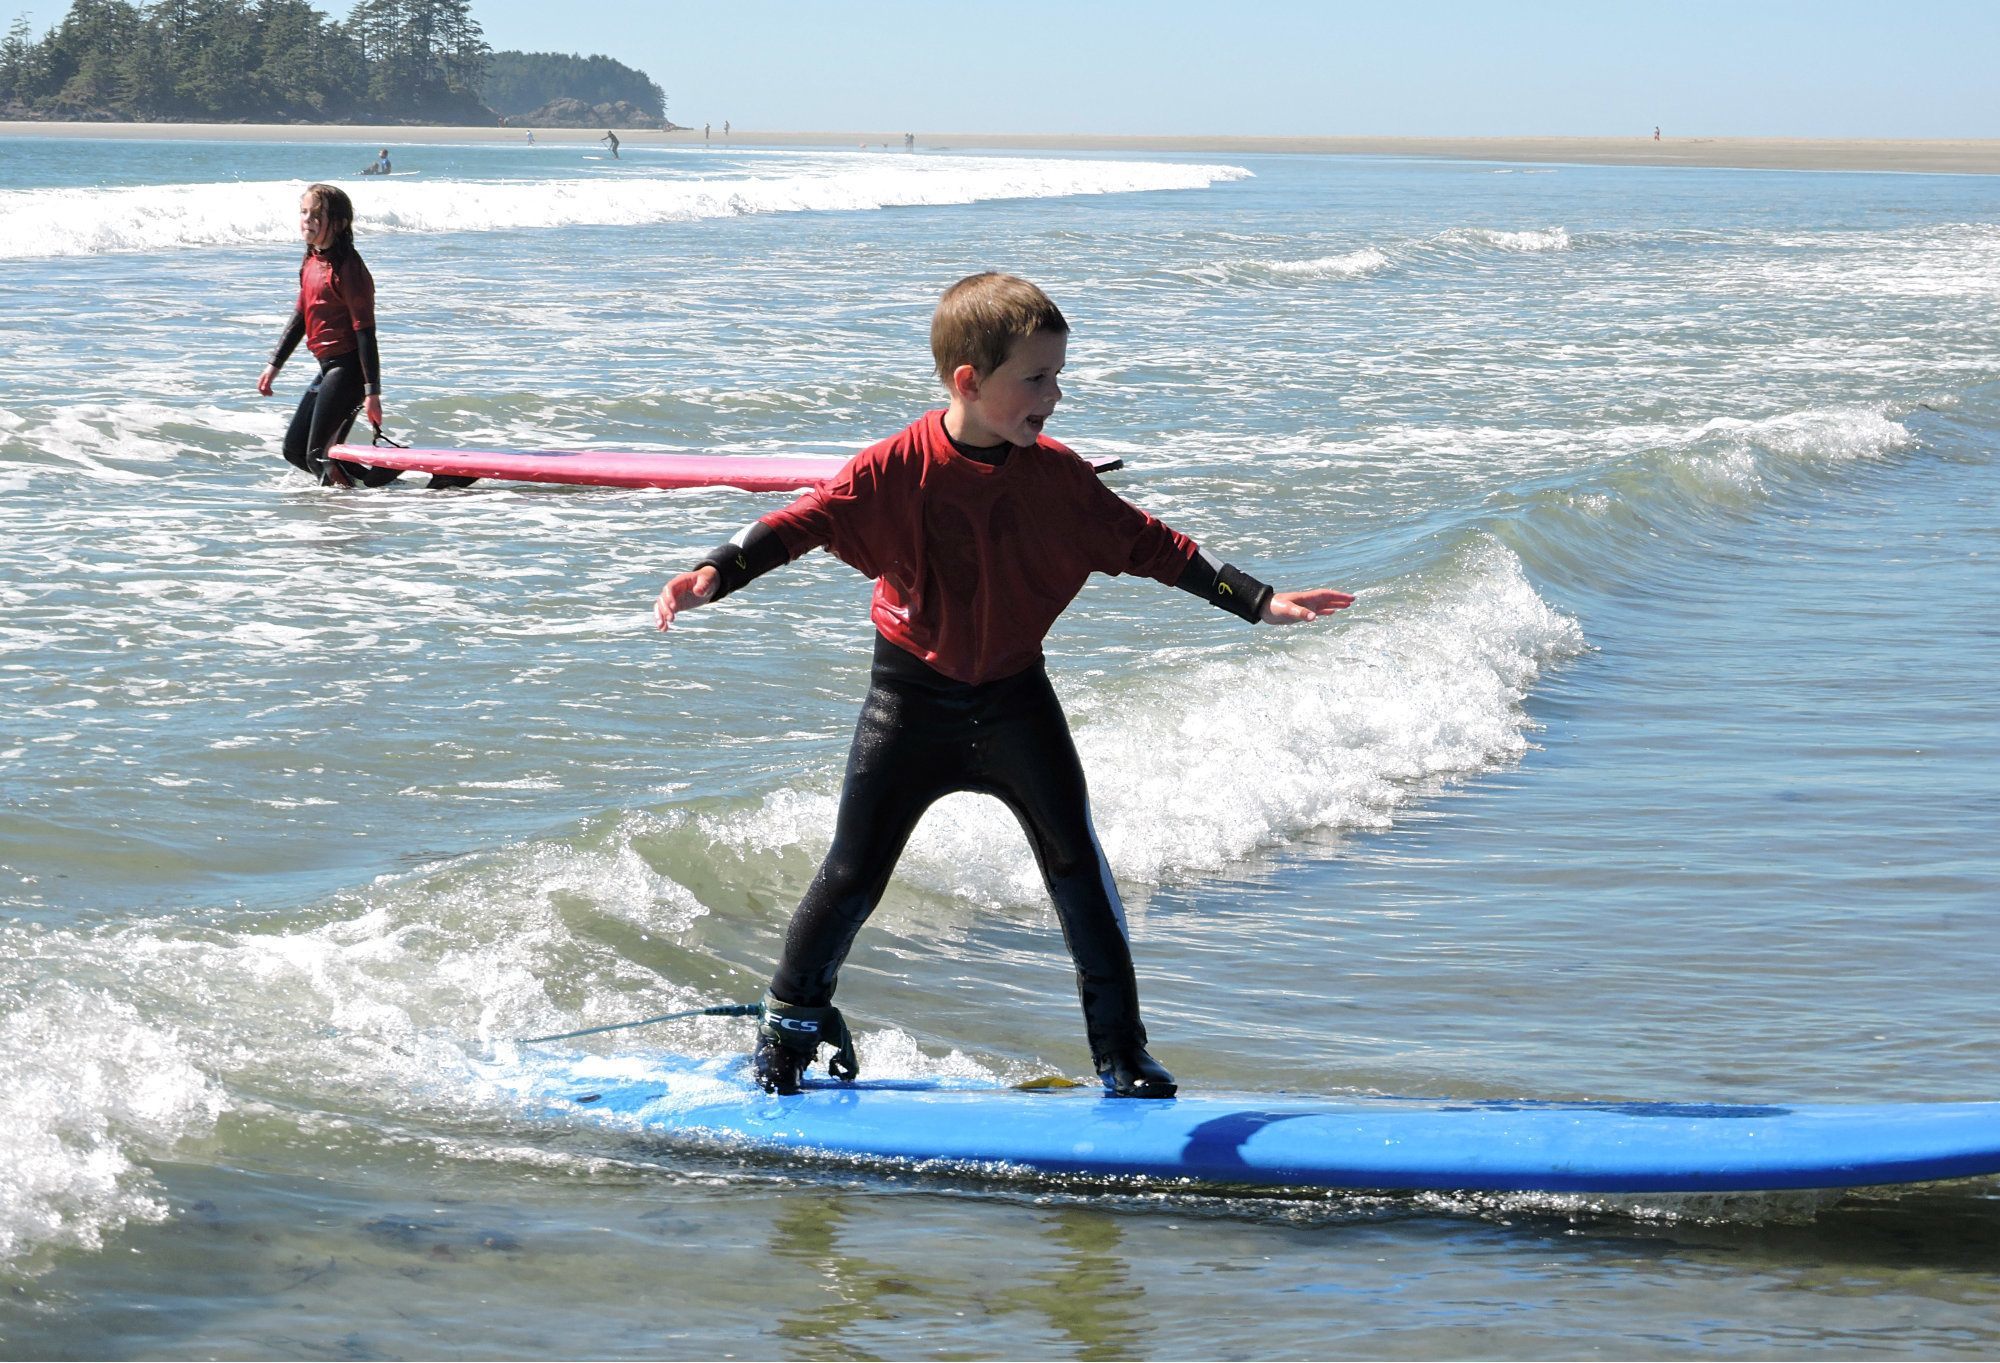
[6,121,2000,174]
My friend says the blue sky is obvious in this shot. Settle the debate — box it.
[18,0,2000,137]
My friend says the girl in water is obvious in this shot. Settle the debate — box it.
[257,183,394,487]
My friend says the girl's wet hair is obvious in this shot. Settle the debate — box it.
[301,182,356,261]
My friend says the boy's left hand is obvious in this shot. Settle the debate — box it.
[1261,588,1355,625]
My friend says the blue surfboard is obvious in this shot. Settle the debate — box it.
[487,1051,2000,1194]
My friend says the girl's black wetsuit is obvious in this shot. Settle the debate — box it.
[278,349,391,485]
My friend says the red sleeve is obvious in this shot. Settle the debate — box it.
[1041,438,1195,585]
[339,255,376,332]
[757,443,902,580]
[1098,483,1198,585]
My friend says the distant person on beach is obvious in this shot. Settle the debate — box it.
[904,132,914,150]
[723,120,730,137]
[1654,126,1661,140]
[654,272,1353,1099]
[601,130,620,158]
[256,184,394,488]
[526,130,535,145]
[704,123,711,142]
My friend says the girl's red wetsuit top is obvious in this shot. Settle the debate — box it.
[297,249,376,359]
[760,410,1198,685]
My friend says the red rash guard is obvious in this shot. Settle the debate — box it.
[298,250,375,359]
[760,410,1198,684]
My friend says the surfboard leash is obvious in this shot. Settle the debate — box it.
[516,1001,764,1046]
[515,1003,1085,1091]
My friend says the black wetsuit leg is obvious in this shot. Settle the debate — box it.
[281,352,399,486]
[969,664,1148,1061]
[769,637,1148,1063]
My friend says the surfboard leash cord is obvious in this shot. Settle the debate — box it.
[516,1001,764,1046]
[514,1002,1088,1091]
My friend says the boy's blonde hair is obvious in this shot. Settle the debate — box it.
[930,273,1069,383]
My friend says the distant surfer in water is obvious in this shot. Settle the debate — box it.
[601,129,620,158]
[655,273,1353,1097]
[256,183,394,487]
[365,148,392,175]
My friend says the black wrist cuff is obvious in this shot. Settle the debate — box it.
[1216,563,1274,623]
[1175,550,1273,623]
[695,519,788,602]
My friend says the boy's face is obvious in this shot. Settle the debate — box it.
[953,329,1067,447]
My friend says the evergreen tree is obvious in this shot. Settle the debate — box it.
[59,0,145,110]
[0,0,632,123]
[258,0,348,115]
[176,0,263,118]
[1,14,42,104]
[348,0,487,119]
[114,23,172,116]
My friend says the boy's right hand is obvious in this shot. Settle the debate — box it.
[1261,588,1356,625]
[256,364,277,396]
[655,566,719,631]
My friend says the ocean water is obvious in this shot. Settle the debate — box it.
[1,133,1997,1358]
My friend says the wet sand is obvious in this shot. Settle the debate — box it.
[5,121,1999,174]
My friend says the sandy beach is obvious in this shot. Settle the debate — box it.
[6,120,2000,174]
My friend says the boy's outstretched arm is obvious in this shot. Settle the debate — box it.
[1172,548,1354,626]
[655,518,792,632]
[1262,588,1355,625]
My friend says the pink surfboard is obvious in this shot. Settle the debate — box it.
[324,444,1122,491]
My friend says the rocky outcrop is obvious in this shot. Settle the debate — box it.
[504,97,668,130]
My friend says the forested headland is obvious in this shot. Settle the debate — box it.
[0,0,667,126]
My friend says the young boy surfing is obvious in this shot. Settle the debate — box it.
[655,273,1352,1097]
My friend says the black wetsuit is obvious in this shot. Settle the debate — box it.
[277,348,394,485]
[770,633,1149,1062]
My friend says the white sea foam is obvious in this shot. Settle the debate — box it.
[1437,225,1572,253]
[1180,228,1562,291]
[1743,222,2000,301]
[0,155,1251,260]
[1693,405,1912,462]
[1258,248,1394,281]
[1,400,267,485]
[1675,404,1914,494]
[0,983,225,1268]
